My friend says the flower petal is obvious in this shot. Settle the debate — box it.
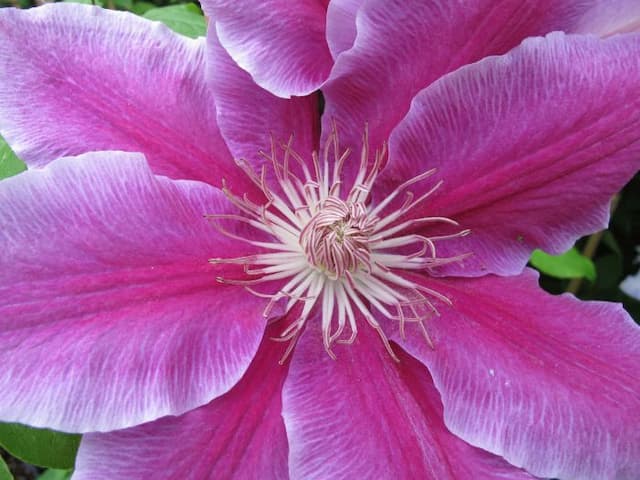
[573,0,640,37]
[383,32,640,276]
[0,4,247,190]
[202,0,333,97]
[207,29,321,192]
[0,152,267,432]
[282,321,536,479]
[323,0,640,152]
[326,0,364,58]
[74,330,289,479]
[395,269,640,480]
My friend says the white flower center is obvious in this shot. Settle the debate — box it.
[299,196,374,279]
[209,126,469,362]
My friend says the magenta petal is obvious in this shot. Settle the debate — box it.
[282,322,536,479]
[0,152,267,432]
[0,4,246,189]
[573,1,640,36]
[382,32,640,276]
[207,29,321,192]
[396,269,640,480]
[326,0,364,58]
[74,332,289,479]
[202,0,333,97]
[322,0,640,153]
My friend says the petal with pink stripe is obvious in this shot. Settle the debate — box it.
[0,4,247,190]
[395,269,640,479]
[384,32,640,276]
[74,331,290,479]
[282,321,537,479]
[0,152,267,432]
[323,0,640,153]
[202,0,333,97]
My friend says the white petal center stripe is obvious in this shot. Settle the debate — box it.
[209,126,470,361]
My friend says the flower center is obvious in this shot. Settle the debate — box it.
[299,196,375,279]
[208,126,469,363]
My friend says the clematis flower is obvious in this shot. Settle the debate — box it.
[1,2,640,480]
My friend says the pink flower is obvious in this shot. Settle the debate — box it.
[1,2,640,479]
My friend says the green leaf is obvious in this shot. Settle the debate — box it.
[530,247,597,282]
[0,423,80,470]
[38,469,73,480]
[130,1,156,15]
[143,4,206,38]
[113,0,133,11]
[0,136,26,180]
[62,0,105,6]
[0,456,13,480]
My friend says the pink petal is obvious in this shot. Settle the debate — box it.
[573,0,640,37]
[326,0,364,58]
[395,269,640,480]
[322,0,640,152]
[282,322,536,479]
[74,331,289,479]
[207,29,321,193]
[382,32,640,276]
[0,4,250,191]
[0,152,268,432]
[202,0,333,97]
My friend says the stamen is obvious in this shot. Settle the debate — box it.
[207,126,469,362]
